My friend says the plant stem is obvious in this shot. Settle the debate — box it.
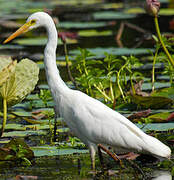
[152,48,159,92]
[82,57,93,96]
[93,83,112,102]
[116,71,126,102]
[0,98,7,137]
[116,61,128,102]
[130,75,136,95]
[154,16,174,67]
[110,80,114,102]
[63,42,78,88]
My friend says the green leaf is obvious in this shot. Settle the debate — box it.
[70,47,154,58]
[131,94,173,109]
[3,130,47,137]
[59,21,108,29]
[32,146,88,157]
[147,112,170,123]
[151,87,174,101]
[93,11,136,20]
[159,8,174,16]
[0,138,34,161]
[0,60,17,87]
[78,29,112,37]
[124,7,145,14]
[14,37,77,46]
[0,58,39,107]
[136,123,174,132]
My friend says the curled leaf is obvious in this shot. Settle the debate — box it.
[0,60,17,87]
[0,58,39,107]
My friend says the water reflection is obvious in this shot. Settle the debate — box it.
[151,171,172,180]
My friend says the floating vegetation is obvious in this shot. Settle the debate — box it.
[0,0,173,179]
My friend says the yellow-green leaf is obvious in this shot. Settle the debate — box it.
[0,60,17,87]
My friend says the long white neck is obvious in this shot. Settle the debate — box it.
[44,18,69,95]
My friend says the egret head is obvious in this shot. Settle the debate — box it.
[3,12,51,44]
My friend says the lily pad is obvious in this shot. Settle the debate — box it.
[12,111,32,117]
[100,3,123,9]
[0,45,24,50]
[142,82,171,91]
[159,8,174,16]
[32,146,88,157]
[136,122,174,132]
[70,47,154,58]
[93,11,137,20]
[78,29,112,37]
[124,8,145,14]
[131,94,173,109]
[59,21,108,29]
[151,87,174,101]
[2,130,47,137]
[147,112,170,123]
[14,37,77,46]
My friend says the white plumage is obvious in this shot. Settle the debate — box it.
[4,12,171,169]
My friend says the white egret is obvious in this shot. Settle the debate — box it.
[3,12,171,170]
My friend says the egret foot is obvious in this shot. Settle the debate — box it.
[98,144,124,168]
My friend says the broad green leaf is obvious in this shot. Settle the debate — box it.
[136,123,174,132]
[0,45,24,50]
[147,112,170,123]
[0,60,17,87]
[14,37,77,46]
[14,37,48,46]
[159,8,174,16]
[93,11,136,20]
[100,3,123,9]
[151,87,174,101]
[2,130,47,137]
[142,82,171,91]
[12,111,32,117]
[32,146,88,157]
[78,29,112,37]
[0,56,12,71]
[70,47,154,58]
[131,94,173,109]
[59,21,108,29]
[124,8,145,14]
[0,124,26,131]
[0,58,39,107]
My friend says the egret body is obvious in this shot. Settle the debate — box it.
[4,12,171,169]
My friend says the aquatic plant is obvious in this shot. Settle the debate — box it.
[0,138,34,166]
[0,57,39,137]
[71,48,143,106]
[145,0,174,67]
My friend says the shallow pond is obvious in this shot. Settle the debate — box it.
[0,0,174,179]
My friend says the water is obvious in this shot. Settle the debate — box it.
[0,0,173,179]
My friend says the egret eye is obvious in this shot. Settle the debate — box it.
[30,20,36,25]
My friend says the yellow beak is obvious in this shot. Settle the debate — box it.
[3,22,32,44]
